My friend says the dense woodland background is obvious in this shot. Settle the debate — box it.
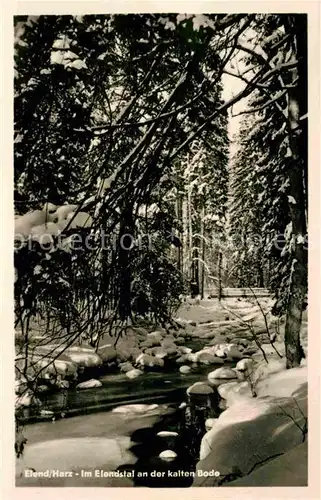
[14,14,307,370]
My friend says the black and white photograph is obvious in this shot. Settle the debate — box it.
[10,9,316,491]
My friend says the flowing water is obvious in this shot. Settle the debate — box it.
[16,355,226,487]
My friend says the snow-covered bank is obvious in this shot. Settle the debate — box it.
[193,365,307,486]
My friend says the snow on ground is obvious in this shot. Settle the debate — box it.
[224,441,307,486]
[194,364,307,486]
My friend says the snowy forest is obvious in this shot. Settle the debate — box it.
[14,14,308,487]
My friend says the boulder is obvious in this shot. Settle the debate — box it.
[40,409,54,417]
[146,331,163,346]
[112,403,158,414]
[218,380,252,406]
[126,368,143,379]
[116,345,140,362]
[179,365,192,374]
[235,338,250,348]
[119,361,134,373]
[157,431,178,437]
[177,346,192,355]
[213,344,227,358]
[76,379,102,390]
[144,347,167,359]
[176,354,191,364]
[160,337,176,346]
[135,353,164,368]
[140,339,155,349]
[243,347,258,356]
[34,356,77,377]
[195,350,225,365]
[225,344,244,360]
[67,348,102,368]
[187,382,214,395]
[208,367,238,384]
[212,343,243,360]
[186,352,197,363]
[175,336,186,345]
[159,450,177,462]
[153,347,168,359]
[236,358,254,373]
[98,344,117,362]
[161,336,177,348]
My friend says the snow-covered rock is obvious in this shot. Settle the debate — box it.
[179,365,192,374]
[140,339,156,349]
[176,354,191,364]
[112,403,158,414]
[35,356,77,377]
[194,350,225,365]
[67,348,102,368]
[76,379,102,390]
[235,358,254,373]
[208,367,238,384]
[126,368,143,379]
[217,380,252,406]
[160,338,177,355]
[116,345,140,362]
[98,344,117,362]
[159,450,177,462]
[40,409,54,417]
[144,347,167,359]
[213,343,243,359]
[177,346,192,355]
[135,353,164,368]
[187,382,214,395]
[119,361,134,373]
[157,431,178,438]
[146,331,163,346]
[153,347,168,359]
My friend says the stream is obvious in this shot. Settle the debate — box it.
[16,352,227,488]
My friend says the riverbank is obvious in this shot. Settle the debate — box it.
[15,297,308,487]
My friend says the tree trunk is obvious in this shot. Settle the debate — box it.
[192,246,200,297]
[176,193,183,273]
[200,206,206,299]
[188,187,193,282]
[118,207,134,322]
[218,250,223,301]
[284,15,308,368]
